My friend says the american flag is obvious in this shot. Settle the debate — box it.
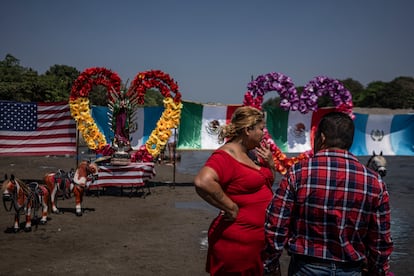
[0,101,77,156]
[93,163,155,187]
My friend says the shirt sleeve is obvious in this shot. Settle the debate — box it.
[366,179,394,275]
[263,170,296,272]
[204,150,234,187]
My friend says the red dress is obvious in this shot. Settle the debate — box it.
[204,150,274,275]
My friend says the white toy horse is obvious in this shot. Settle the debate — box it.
[366,151,387,177]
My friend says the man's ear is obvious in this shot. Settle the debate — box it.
[321,132,326,143]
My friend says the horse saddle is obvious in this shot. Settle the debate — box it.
[28,182,43,196]
[54,169,72,190]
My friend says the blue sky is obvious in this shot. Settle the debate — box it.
[1,0,413,104]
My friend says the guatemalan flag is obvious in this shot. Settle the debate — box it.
[129,106,164,150]
[350,113,414,156]
[91,106,164,151]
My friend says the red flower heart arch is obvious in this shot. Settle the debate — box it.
[69,67,182,162]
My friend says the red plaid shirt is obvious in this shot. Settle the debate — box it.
[264,149,393,275]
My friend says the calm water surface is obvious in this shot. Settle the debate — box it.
[177,152,414,275]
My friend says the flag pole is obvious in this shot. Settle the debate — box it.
[75,126,79,169]
[172,128,177,186]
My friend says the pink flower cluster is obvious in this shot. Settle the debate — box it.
[300,76,353,117]
[245,73,353,116]
[244,72,299,111]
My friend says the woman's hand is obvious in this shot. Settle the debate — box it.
[255,143,275,169]
[220,203,239,221]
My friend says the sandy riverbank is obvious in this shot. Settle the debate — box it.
[0,156,291,275]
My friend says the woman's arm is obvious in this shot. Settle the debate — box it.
[194,166,239,221]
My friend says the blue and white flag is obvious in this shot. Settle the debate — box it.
[351,113,414,156]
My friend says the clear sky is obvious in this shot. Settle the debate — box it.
[1,0,413,104]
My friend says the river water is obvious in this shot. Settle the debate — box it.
[176,152,414,275]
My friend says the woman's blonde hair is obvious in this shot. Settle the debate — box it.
[218,106,264,143]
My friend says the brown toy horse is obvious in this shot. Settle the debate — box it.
[1,174,51,232]
[44,161,98,216]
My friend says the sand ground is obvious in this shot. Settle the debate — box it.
[0,156,291,276]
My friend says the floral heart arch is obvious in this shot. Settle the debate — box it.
[243,72,353,175]
[69,67,182,162]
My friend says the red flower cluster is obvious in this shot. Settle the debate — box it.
[243,92,263,110]
[260,129,311,175]
[70,67,121,101]
[131,145,154,163]
[128,70,181,105]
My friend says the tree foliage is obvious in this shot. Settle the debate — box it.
[1,54,413,109]
[0,54,166,107]
[262,77,414,109]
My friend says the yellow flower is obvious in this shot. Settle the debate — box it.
[143,96,182,158]
[70,96,107,151]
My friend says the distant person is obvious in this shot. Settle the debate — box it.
[194,106,276,275]
[263,112,393,276]
[167,128,178,163]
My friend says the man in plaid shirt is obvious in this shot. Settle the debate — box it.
[263,112,393,276]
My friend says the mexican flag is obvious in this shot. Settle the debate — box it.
[177,101,241,149]
[265,106,335,153]
[177,103,333,152]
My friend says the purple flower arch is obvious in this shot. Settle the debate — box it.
[300,76,353,117]
[243,72,300,111]
[243,72,354,175]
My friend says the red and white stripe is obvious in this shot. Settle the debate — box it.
[0,101,76,156]
[93,162,155,187]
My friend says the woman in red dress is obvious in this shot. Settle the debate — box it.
[194,106,275,275]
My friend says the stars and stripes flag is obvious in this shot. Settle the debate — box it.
[91,162,155,187]
[0,101,77,156]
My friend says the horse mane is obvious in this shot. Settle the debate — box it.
[366,155,375,166]
[0,178,8,194]
[77,161,98,173]
[89,162,98,174]
[1,176,31,196]
[15,178,31,195]
[77,161,88,173]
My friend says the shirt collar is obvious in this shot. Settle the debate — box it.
[315,148,359,162]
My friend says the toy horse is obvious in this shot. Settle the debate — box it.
[366,151,387,177]
[44,161,98,216]
[1,174,50,233]
[43,168,74,214]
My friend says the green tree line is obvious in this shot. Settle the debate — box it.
[1,54,413,109]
